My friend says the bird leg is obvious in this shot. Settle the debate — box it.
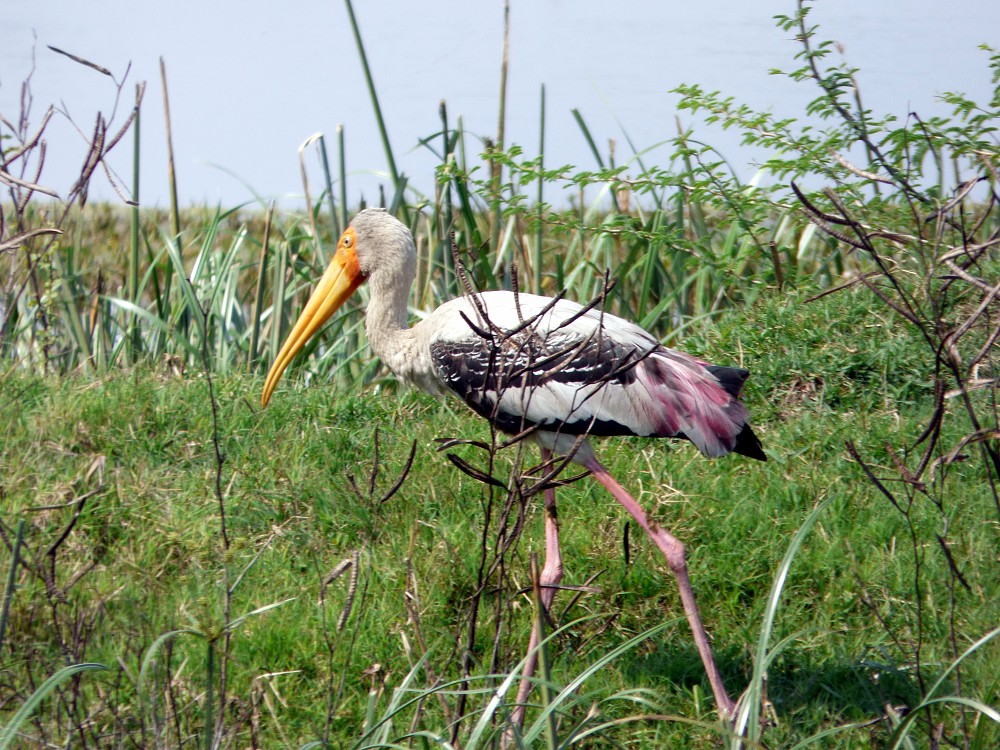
[510,449,563,728]
[583,455,736,719]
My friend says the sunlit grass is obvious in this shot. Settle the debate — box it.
[1,287,997,746]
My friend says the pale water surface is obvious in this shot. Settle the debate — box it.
[2,0,997,207]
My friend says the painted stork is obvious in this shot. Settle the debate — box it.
[261,208,766,720]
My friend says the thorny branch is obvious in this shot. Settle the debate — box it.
[0,48,145,368]
[318,430,417,747]
[439,231,641,741]
[797,110,999,742]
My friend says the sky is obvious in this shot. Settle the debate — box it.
[2,0,998,208]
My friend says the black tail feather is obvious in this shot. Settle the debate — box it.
[734,422,767,461]
[706,365,750,399]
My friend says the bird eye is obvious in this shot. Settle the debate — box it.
[342,234,353,248]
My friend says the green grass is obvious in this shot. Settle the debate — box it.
[1,289,997,747]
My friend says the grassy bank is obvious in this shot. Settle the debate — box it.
[2,288,997,747]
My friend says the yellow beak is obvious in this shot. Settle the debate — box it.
[261,236,364,407]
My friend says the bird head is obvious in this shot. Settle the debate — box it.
[260,208,413,407]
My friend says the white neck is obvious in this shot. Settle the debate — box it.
[364,261,422,385]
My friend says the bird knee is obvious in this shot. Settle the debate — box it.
[653,528,687,574]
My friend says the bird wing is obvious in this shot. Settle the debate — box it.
[420,291,759,458]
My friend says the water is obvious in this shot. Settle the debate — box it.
[2,0,997,208]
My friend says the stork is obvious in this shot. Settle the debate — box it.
[261,208,766,721]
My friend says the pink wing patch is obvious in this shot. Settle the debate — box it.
[636,352,748,457]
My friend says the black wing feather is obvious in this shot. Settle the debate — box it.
[430,333,644,436]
